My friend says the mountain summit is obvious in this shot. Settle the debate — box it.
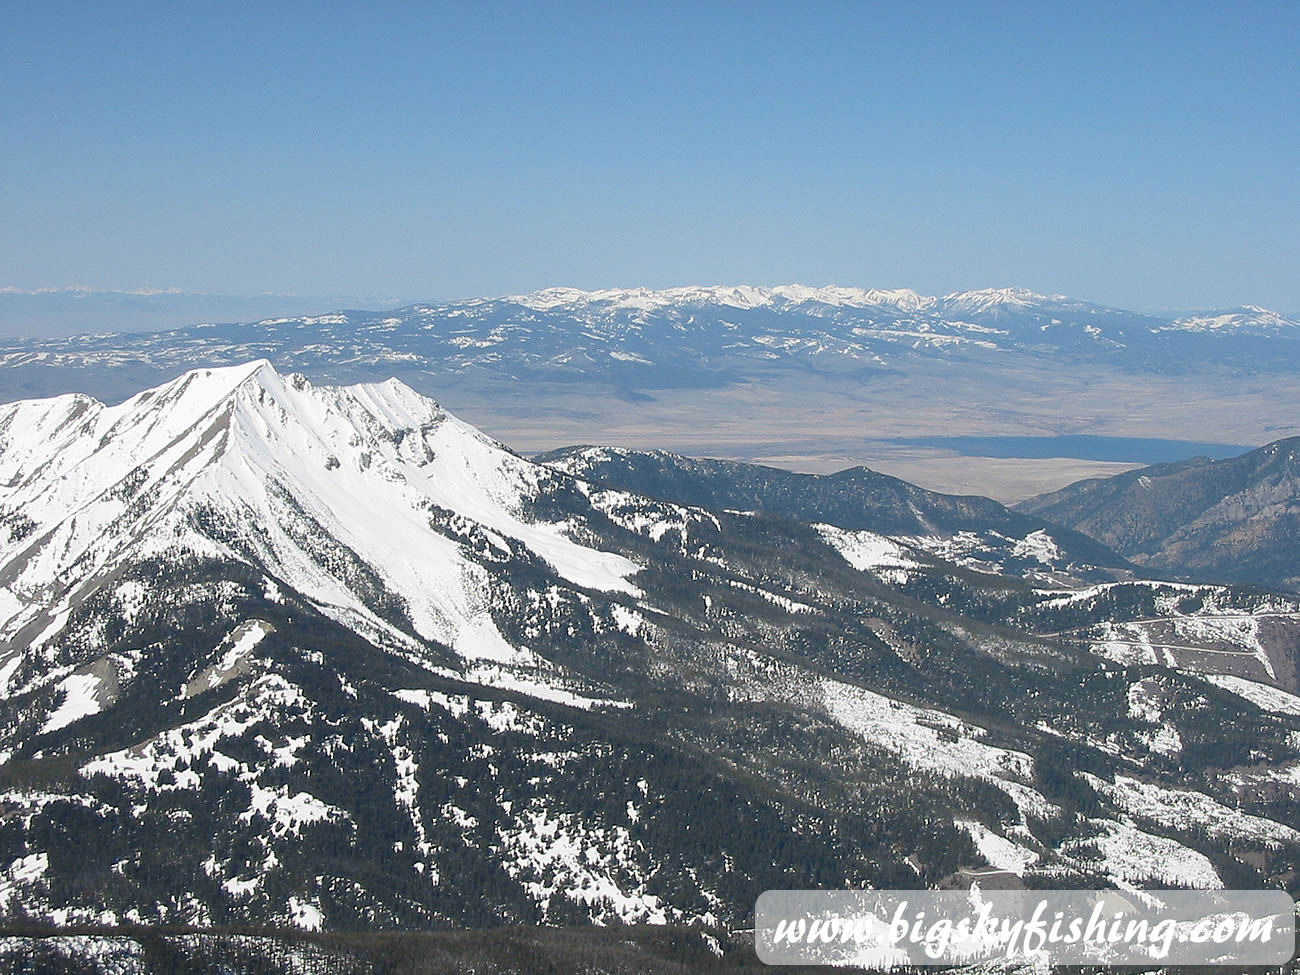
[0,360,638,670]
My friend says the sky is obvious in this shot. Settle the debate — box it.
[2,1,1297,313]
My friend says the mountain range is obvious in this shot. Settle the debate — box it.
[2,285,1299,406]
[4,284,1298,508]
[0,361,1297,973]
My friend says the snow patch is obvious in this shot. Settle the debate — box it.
[1062,819,1221,889]
[821,679,1054,823]
[1203,674,1300,716]
[957,821,1039,875]
[41,672,105,733]
[817,524,919,572]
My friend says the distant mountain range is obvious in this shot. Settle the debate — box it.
[1,285,1298,407]
[504,284,1296,333]
[0,361,1297,951]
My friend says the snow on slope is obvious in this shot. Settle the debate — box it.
[1159,306,1300,333]
[1203,674,1300,716]
[40,672,107,733]
[503,284,938,314]
[956,820,1039,875]
[501,284,1086,317]
[1086,772,1300,848]
[1060,819,1222,889]
[816,524,921,584]
[0,362,641,685]
[182,619,274,698]
[820,677,1055,823]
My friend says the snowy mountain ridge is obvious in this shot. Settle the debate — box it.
[494,284,1300,327]
[501,284,1082,316]
[0,360,640,687]
[3,285,1299,411]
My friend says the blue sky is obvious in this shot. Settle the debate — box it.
[2,1,1297,310]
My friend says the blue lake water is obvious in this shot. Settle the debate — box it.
[891,435,1252,464]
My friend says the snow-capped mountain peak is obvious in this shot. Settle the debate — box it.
[0,362,641,682]
[938,286,1072,312]
[1160,305,1300,332]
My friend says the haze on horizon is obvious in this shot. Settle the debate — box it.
[2,1,1297,321]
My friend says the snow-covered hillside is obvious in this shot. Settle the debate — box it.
[0,363,1296,938]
